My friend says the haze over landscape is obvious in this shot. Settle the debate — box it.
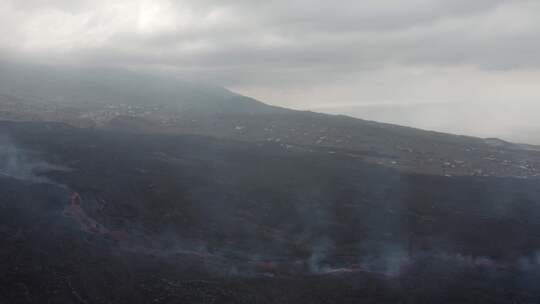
[2,0,540,143]
[2,1,540,303]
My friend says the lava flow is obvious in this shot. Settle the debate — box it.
[63,192,122,241]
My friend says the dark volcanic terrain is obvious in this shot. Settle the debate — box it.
[1,121,540,303]
[2,63,540,180]
[1,64,540,303]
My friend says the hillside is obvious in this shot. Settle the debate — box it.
[2,65,540,303]
[2,120,540,303]
[1,63,540,179]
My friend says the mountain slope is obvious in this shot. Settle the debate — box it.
[0,62,275,114]
[1,63,540,179]
[2,65,540,302]
[2,120,540,303]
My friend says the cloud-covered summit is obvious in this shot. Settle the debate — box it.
[1,0,539,142]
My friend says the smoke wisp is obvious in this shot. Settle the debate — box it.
[0,135,69,183]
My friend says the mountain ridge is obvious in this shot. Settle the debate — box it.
[1,63,540,179]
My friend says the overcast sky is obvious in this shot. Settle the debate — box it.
[1,0,539,142]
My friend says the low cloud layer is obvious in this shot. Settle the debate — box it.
[1,0,540,141]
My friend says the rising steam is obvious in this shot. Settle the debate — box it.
[0,135,69,183]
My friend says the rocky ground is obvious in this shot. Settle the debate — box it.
[2,65,540,302]
[2,121,540,303]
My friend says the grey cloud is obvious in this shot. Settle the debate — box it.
[60,1,537,79]
[3,1,538,75]
[10,0,93,13]
[2,0,540,142]
[3,0,535,69]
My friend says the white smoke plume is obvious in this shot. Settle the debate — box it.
[0,135,69,183]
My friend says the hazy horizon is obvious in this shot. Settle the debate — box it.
[1,0,539,143]
[307,101,540,145]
